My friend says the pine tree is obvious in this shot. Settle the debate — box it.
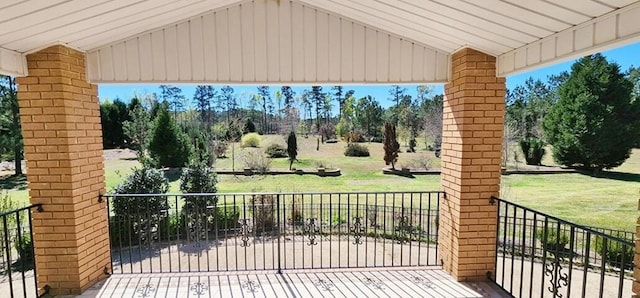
[281,86,295,112]
[123,103,150,151]
[388,85,407,126]
[543,54,640,171]
[310,86,325,131]
[159,85,184,120]
[220,85,235,123]
[383,122,400,169]
[193,85,216,124]
[257,86,271,133]
[148,104,192,168]
[287,131,298,170]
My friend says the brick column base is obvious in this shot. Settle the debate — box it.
[17,45,110,295]
[438,48,505,281]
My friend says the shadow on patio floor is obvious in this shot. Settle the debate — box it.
[77,268,509,298]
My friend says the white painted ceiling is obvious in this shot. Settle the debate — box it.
[1,0,640,81]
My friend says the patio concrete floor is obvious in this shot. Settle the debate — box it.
[76,268,509,297]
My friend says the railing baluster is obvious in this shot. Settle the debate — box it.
[599,238,607,298]
[519,209,526,298]
[493,200,500,285]
[276,194,281,274]
[418,192,423,266]
[509,204,516,294]
[320,193,325,269]
[233,194,238,271]
[582,231,591,298]
[28,206,40,296]
[165,195,171,273]
[488,196,633,298]
[15,211,27,298]
[529,213,537,298]
[540,217,549,298]
[409,194,422,266]
[617,240,626,298]
[175,195,181,272]
[391,193,395,267]
[301,194,305,269]
[337,193,341,268]
[434,192,439,265]
[328,193,333,268]
[3,214,14,298]
[373,193,378,267]
[365,193,370,267]
[205,200,210,272]
[501,203,508,286]
[146,197,153,273]
[567,226,575,298]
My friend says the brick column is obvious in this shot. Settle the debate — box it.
[16,45,109,295]
[438,48,505,281]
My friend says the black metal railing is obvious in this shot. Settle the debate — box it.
[0,204,47,298]
[491,196,634,298]
[105,191,442,274]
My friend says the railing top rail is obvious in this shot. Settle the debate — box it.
[0,203,43,218]
[491,196,634,246]
[103,190,445,197]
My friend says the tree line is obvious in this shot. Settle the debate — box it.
[2,53,640,174]
[99,85,444,168]
[506,54,640,172]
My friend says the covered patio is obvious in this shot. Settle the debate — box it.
[78,269,502,297]
[1,0,639,297]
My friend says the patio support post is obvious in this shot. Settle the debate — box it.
[438,48,505,281]
[16,45,110,295]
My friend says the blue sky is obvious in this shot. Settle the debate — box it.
[98,42,640,107]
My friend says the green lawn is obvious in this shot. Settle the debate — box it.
[100,135,442,193]
[501,149,640,231]
[1,135,638,231]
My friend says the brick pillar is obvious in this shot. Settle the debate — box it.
[16,45,109,295]
[438,48,505,281]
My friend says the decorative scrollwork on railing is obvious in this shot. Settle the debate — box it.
[187,214,208,245]
[240,218,252,247]
[350,216,365,245]
[304,218,320,246]
[138,219,159,246]
[544,254,569,298]
[394,215,412,244]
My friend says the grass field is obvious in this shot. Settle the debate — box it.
[1,134,638,231]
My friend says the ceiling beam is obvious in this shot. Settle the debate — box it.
[497,1,640,76]
[0,47,27,77]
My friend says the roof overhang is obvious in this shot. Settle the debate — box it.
[0,47,27,77]
[498,3,640,76]
[2,0,640,83]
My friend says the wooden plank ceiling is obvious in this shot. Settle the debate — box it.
[0,0,639,82]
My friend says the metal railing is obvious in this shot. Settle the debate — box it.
[491,196,634,298]
[105,191,442,274]
[0,204,47,298]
